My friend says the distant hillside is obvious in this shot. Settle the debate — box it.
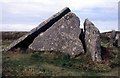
[1,32,29,40]
[1,31,120,40]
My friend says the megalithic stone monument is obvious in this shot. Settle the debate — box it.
[4,7,103,62]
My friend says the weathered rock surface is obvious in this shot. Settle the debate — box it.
[4,7,70,51]
[110,30,120,48]
[29,12,84,57]
[115,34,120,47]
[109,30,116,47]
[100,31,120,47]
[84,19,102,62]
[118,36,120,47]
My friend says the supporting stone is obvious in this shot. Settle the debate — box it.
[109,30,116,47]
[84,19,102,62]
[115,34,120,47]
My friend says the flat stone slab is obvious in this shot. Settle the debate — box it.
[29,12,84,57]
[4,7,71,51]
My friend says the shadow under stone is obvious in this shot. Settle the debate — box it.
[79,29,86,53]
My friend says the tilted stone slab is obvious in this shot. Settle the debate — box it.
[84,19,102,62]
[4,7,71,51]
[29,12,84,57]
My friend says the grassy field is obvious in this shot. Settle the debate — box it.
[2,32,120,77]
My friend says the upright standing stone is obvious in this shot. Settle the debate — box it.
[115,33,120,47]
[109,30,116,47]
[118,36,120,47]
[84,19,102,62]
[4,7,71,51]
[29,12,84,57]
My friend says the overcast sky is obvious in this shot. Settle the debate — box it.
[0,0,119,32]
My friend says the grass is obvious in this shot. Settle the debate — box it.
[2,34,120,77]
[2,50,119,76]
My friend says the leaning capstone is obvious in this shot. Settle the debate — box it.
[84,19,102,62]
[4,7,71,51]
[29,12,84,57]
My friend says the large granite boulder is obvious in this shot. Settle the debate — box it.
[4,7,70,51]
[29,12,84,57]
[84,19,102,62]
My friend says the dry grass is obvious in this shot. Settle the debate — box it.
[2,32,120,77]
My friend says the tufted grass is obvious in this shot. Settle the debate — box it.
[2,48,120,76]
[2,32,120,77]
